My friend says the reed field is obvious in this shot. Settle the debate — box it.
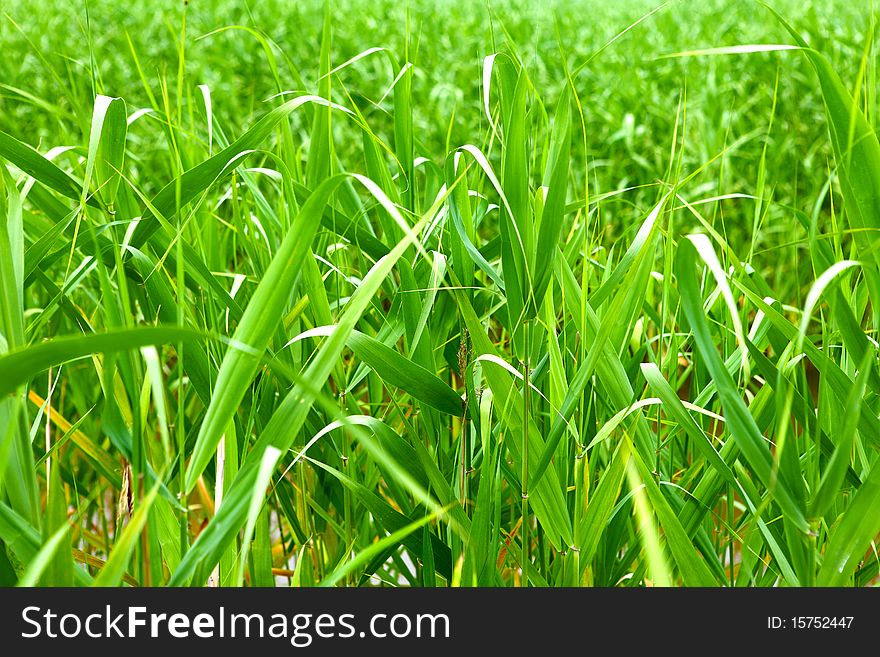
[1,0,879,587]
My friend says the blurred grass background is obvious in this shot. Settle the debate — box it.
[1,0,870,283]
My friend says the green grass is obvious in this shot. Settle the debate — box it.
[1,0,879,587]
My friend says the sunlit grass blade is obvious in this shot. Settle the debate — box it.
[0,326,204,398]
[184,174,347,492]
[676,236,809,533]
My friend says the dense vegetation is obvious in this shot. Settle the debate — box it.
[1,0,879,587]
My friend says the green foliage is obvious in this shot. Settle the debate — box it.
[0,0,878,587]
